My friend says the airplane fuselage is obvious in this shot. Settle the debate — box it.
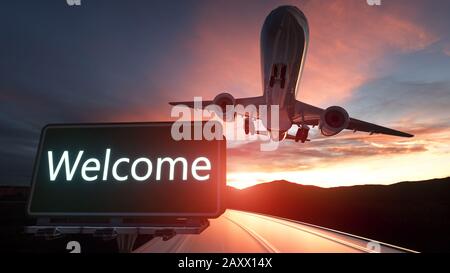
[260,6,309,134]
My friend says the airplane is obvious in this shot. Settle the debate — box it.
[170,5,413,143]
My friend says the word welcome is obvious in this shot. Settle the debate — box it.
[47,149,211,182]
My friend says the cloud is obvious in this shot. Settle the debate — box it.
[444,44,450,56]
[227,120,450,189]
[227,119,449,176]
[343,78,450,125]
[297,0,439,105]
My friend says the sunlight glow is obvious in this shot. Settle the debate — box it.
[227,151,450,189]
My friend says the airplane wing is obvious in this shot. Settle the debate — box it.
[169,100,214,108]
[293,100,414,138]
[169,96,266,109]
[346,118,413,137]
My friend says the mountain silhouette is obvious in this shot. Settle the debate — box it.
[225,177,450,252]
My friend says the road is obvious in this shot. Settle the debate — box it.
[134,210,416,253]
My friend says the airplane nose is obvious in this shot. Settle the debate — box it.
[268,5,307,26]
[265,7,289,28]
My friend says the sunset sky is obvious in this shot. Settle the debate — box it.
[1,0,450,189]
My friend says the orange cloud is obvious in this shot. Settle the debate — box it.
[227,121,450,188]
[444,44,450,56]
[298,0,438,105]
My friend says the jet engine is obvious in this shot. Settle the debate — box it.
[319,106,350,136]
[213,92,236,119]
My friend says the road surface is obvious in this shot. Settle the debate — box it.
[134,210,416,253]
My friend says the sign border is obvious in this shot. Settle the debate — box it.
[27,121,226,218]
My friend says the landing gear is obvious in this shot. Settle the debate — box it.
[244,117,255,135]
[295,125,310,143]
[269,63,287,88]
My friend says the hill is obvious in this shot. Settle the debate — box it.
[226,177,450,252]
